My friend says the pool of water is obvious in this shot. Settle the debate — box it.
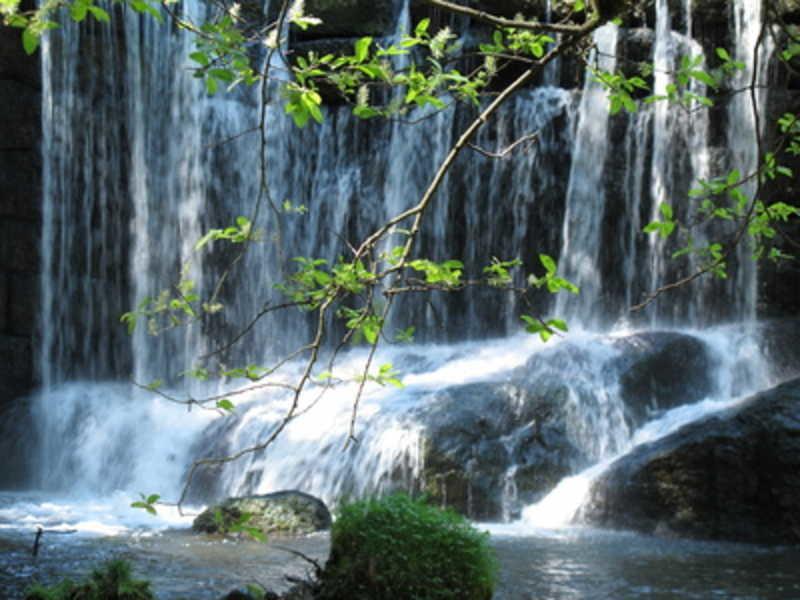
[2,493,799,599]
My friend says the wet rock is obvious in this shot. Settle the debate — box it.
[611,331,716,426]
[582,378,800,544]
[0,334,33,402]
[757,319,800,381]
[194,491,332,537]
[0,397,36,487]
[416,330,716,521]
[417,380,588,520]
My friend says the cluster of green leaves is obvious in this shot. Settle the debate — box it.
[285,17,493,127]
[483,257,522,287]
[120,267,201,335]
[593,67,649,114]
[479,25,555,59]
[194,215,258,250]
[130,492,160,515]
[318,494,497,600]
[644,203,676,239]
[520,314,568,342]
[2,0,160,55]
[189,13,259,95]
[595,46,745,115]
[361,362,403,388]
[645,50,742,108]
[529,254,580,294]
[408,258,464,287]
[275,256,376,310]
[25,560,154,600]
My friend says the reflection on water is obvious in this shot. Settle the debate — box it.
[493,529,800,599]
[2,501,800,600]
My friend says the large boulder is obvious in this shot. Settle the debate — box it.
[582,378,800,544]
[193,491,331,537]
[611,331,716,426]
[414,330,717,521]
[415,381,582,520]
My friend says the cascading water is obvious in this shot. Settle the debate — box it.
[555,23,618,328]
[22,0,790,545]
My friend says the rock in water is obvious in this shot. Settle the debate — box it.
[611,331,716,426]
[194,491,331,537]
[582,378,800,544]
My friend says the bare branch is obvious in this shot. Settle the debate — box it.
[421,0,591,34]
[468,131,540,159]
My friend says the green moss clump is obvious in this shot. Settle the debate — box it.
[318,494,497,600]
[25,559,154,600]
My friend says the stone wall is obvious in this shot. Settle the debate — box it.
[0,16,40,404]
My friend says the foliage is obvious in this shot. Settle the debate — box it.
[25,560,154,600]
[318,494,497,600]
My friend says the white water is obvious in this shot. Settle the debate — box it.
[23,0,786,540]
[556,23,618,328]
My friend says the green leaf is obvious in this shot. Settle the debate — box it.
[539,254,556,275]
[70,0,88,22]
[22,28,39,55]
[216,399,235,412]
[689,69,717,89]
[354,36,372,62]
[643,221,661,234]
[87,5,110,22]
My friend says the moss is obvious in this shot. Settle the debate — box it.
[193,492,331,537]
[318,494,497,600]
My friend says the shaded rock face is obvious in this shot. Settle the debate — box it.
[415,330,717,521]
[612,332,716,426]
[757,319,800,381]
[194,491,332,537]
[416,381,581,520]
[0,5,41,408]
[292,0,398,39]
[582,378,800,544]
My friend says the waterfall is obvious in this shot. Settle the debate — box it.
[728,0,773,323]
[39,12,130,386]
[555,23,618,329]
[26,0,787,528]
[645,0,676,325]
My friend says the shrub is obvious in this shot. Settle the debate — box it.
[318,494,497,600]
[25,559,154,600]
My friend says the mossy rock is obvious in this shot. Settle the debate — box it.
[318,494,496,600]
[193,491,331,537]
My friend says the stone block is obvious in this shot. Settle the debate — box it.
[0,79,40,149]
[0,24,40,87]
[8,272,38,336]
[0,150,41,220]
[0,272,6,333]
[0,219,40,273]
[0,333,33,398]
